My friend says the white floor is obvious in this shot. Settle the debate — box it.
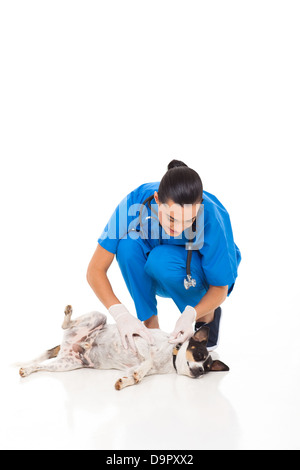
[2,299,300,451]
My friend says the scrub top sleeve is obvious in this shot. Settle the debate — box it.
[97,215,118,254]
[200,213,241,294]
[98,189,141,254]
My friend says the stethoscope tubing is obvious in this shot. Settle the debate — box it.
[138,195,197,290]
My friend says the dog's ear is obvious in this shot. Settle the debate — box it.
[193,326,210,345]
[210,360,230,372]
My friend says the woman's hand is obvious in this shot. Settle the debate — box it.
[109,304,155,353]
[168,306,196,344]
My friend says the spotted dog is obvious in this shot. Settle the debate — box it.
[19,306,229,390]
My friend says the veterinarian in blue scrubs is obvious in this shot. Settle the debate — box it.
[87,160,241,352]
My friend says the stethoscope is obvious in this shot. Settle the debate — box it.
[138,195,197,290]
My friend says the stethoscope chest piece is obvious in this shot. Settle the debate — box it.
[184,274,197,290]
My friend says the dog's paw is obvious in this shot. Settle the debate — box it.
[133,372,140,384]
[62,305,73,329]
[64,305,73,316]
[19,368,28,378]
[115,378,124,391]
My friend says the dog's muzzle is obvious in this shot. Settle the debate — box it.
[188,364,205,378]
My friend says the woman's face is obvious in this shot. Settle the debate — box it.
[154,192,201,237]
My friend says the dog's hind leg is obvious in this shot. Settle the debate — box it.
[62,306,107,333]
[19,357,82,378]
[62,305,74,329]
[15,345,61,369]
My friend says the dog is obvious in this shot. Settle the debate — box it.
[19,306,229,390]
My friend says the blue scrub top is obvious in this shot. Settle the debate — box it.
[98,182,241,295]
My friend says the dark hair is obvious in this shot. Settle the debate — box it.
[157,160,203,206]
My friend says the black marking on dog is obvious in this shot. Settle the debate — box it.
[186,337,208,362]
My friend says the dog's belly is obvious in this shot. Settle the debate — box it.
[86,325,143,371]
[59,314,107,368]
[89,327,174,375]
[85,326,174,374]
[59,320,175,374]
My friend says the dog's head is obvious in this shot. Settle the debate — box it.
[173,326,229,378]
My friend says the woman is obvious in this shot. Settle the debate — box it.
[87,160,241,353]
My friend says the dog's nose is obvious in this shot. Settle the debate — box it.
[190,367,204,378]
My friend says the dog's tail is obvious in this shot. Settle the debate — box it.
[13,345,61,368]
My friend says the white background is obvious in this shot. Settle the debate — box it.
[0,0,299,450]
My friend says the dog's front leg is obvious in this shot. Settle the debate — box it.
[115,358,153,391]
[115,373,136,390]
[132,358,153,384]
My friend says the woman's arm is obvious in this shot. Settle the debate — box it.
[169,284,228,344]
[87,244,154,352]
[194,285,228,323]
[86,244,121,309]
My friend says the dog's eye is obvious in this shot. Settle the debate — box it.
[193,353,204,361]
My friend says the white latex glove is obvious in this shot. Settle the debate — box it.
[109,304,154,353]
[169,306,197,344]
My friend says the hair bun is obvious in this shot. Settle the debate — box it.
[167,159,188,171]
